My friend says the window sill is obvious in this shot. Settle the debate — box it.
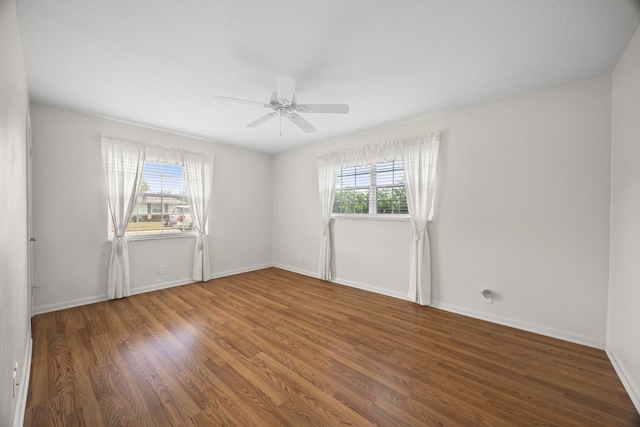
[108,231,198,242]
[331,214,410,221]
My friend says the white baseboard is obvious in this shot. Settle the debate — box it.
[272,263,319,279]
[32,279,195,315]
[13,334,32,427]
[32,294,109,315]
[32,264,274,315]
[430,301,605,349]
[271,269,605,350]
[271,266,605,350]
[32,264,607,351]
[210,263,274,279]
[271,264,408,301]
[131,278,197,295]
[606,344,640,414]
[133,263,276,291]
[332,276,408,301]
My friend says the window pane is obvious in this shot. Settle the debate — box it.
[376,186,408,214]
[333,160,406,215]
[394,168,404,184]
[376,161,393,172]
[355,165,369,174]
[339,173,356,188]
[352,189,369,213]
[355,172,370,187]
[126,161,189,236]
[333,188,369,213]
[376,160,403,186]
[376,170,393,185]
[337,166,370,188]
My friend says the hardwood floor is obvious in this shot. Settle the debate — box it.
[26,267,639,426]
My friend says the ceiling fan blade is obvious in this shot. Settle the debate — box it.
[287,112,316,133]
[295,104,350,114]
[246,112,276,128]
[215,95,271,108]
[276,75,296,104]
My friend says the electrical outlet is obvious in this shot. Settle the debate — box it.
[482,289,493,304]
[158,265,166,275]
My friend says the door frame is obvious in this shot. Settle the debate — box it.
[26,109,34,317]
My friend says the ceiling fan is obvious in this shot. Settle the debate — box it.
[216,76,349,134]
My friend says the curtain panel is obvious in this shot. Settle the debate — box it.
[182,151,215,281]
[101,135,215,298]
[317,156,339,280]
[101,136,146,298]
[316,132,440,304]
[401,136,440,305]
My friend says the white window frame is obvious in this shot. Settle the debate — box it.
[332,159,409,221]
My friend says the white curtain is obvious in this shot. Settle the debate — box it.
[316,132,440,304]
[101,136,146,299]
[317,154,340,280]
[401,134,440,305]
[317,144,398,281]
[182,151,215,281]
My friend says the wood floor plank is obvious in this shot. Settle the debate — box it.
[25,267,640,426]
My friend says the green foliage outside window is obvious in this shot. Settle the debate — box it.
[333,190,369,213]
[376,187,408,214]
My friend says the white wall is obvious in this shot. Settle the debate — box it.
[609,25,640,411]
[30,103,273,314]
[0,0,31,425]
[273,75,612,348]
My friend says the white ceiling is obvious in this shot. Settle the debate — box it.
[16,0,640,154]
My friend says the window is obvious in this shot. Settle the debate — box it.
[115,161,193,237]
[333,160,408,215]
[333,165,371,213]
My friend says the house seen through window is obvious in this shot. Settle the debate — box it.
[120,161,194,236]
[333,160,408,215]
